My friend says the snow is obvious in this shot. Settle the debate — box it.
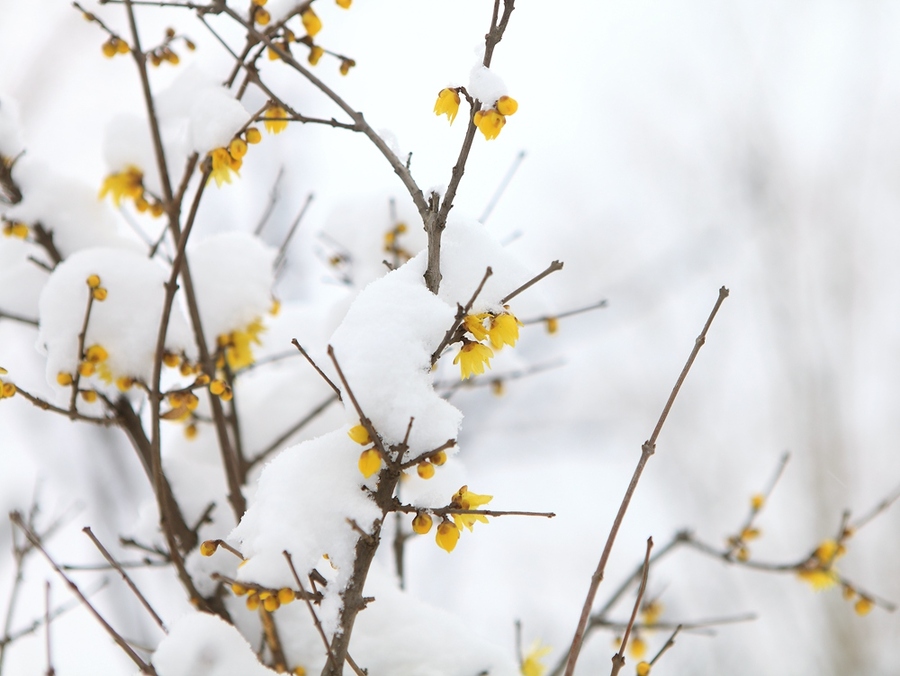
[0,94,24,157]
[468,65,508,108]
[152,612,277,676]
[37,247,192,393]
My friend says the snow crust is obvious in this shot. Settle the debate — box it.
[468,65,508,108]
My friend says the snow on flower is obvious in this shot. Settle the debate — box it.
[468,65,508,106]
[37,247,192,395]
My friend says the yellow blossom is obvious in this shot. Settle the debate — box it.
[209,147,241,187]
[2,222,28,238]
[463,313,490,341]
[278,588,295,605]
[434,88,461,124]
[92,287,108,301]
[636,662,651,676]
[116,376,134,391]
[57,372,73,386]
[200,540,218,556]
[229,137,248,160]
[302,8,322,37]
[496,95,518,116]
[453,342,494,380]
[430,450,447,466]
[184,423,198,439]
[629,636,647,660]
[231,582,248,596]
[81,389,97,403]
[263,595,280,612]
[545,317,558,334]
[450,485,492,531]
[750,493,765,510]
[474,108,506,140]
[264,106,289,134]
[308,45,324,65]
[855,596,874,616]
[435,519,460,552]
[255,7,271,25]
[417,461,435,479]
[210,379,227,396]
[0,382,16,399]
[488,312,523,349]
[246,592,260,611]
[797,568,839,591]
[521,640,551,676]
[163,351,180,368]
[222,320,265,370]
[358,448,382,478]
[245,127,262,144]
[99,166,144,206]
[348,424,371,445]
[85,344,108,363]
[641,599,663,625]
[336,0,351,7]
[412,512,433,534]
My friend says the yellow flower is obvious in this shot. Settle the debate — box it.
[496,95,518,116]
[264,106,289,134]
[750,493,765,510]
[450,485,492,532]
[2,222,29,238]
[488,312,523,349]
[434,88,460,124]
[255,7,271,25]
[545,317,558,334]
[99,166,144,206]
[430,450,447,466]
[336,0,351,7]
[797,568,839,591]
[92,287,108,301]
[85,344,108,363]
[358,448,382,478]
[229,137,248,160]
[453,342,494,380]
[412,512,433,534]
[629,636,647,660]
[339,59,355,76]
[463,313,490,341]
[245,127,262,144]
[209,147,241,187]
[302,8,322,37]
[636,662,651,676]
[854,596,874,616]
[308,45,324,66]
[435,519,460,552]
[0,382,16,399]
[348,424,371,445]
[200,540,218,556]
[521,640,551,676]
[417,461,435,479]
[474,108,506,140]
[278,588,295,605]
[221,319,265,370]
[641,599,663,626]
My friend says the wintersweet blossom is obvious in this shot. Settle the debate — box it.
[336,0,351,7]
[520,640,551,676]
[474,109,505,140]
[358,448,382,478]
[435,518,460,552]
[797,539,845,591]
[218,319,265,370]
[488,312,523,349]
[0,368,15,400]
[453,341,494,380]
[264,106,289,134]
[434,88,461,124]
[450,485,492,531]
[496,95,518,116]
[412,512,433,534]
[348,424,371,445]
[302,8,322,37]
[2,221,28,238]
[209,147,241,187]
[463,312,490,341]
[99,166,144,206]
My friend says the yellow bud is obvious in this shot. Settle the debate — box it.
[263,595,280,612]
[417,461,435,480]
[80,389,97,403]
[736,546,750,562]
[231,582,248,596]
[412,512,433,535]
[210,379,227,395]
[358,448,382,478]
[855,597,874,616]
[491,380,504,397]
[200,540,218,556]
[92,287,108,301]
[430,450,447,466]
[78,362,95,377]
[842,584,856,601]
[149,202,164,217]
[116,39,130,55]
[336,0,351,7]
[194,373,210,386]
[255,8,271,25]
[184,392,199,411]
[230,138,248,159]
[162,352,180,368]
[496,95,518,116]
[102,40,117,58]
[185,39,196,51]
[339,58,355,76]
[246,592,260,611]
[134,196,149,212]
[87,274,101,289]
[294,668,307,676]
[116,376,134,392]
[184,423,198,439]
[220,385,233,401]
[308,45,324,66]
[278,588,295,605]
[750,493,765,510]
[270,298,281,315]
[545,317,559,334]
[85,344,108,363]
[245,127,262,144]
[57,372,73,386]
[348,424,371,445]
[302,8,322,37]
[741,527,761,541]
[435,519,460,552]
[0,382,16,399]
[629,636,647,660]
[636,662,651,676]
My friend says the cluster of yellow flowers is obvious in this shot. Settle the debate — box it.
[209,129,261,188]
[100,35,130,59]
[453,309,523,380]
[794,535,874,614]
[259,1,355,74]
[2,219,29,239]
[216,318,267,372]
[0,367,16,400]
[148,28,195,67]
[348,423,382,477]
[383,222,412,263]
[99,166,165,216]
[411,486,493,553]
[433,89,519,141]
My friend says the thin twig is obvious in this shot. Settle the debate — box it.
[521,299,608,325]
[247,394,340,470]
[0,310,39,326]
[500,260,564,305]
[274,192,314,271]
[563,287,729,676]
[44,581,54,676]
[430,267,493,365]
[283,551,339,672]
[82,527,166,631]
[254,166,285,236]
[480,150,526,223]
[10,513,156,674]
[291,340,342,399]
[610,537,653,676]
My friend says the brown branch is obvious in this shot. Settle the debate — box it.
[14,387,116,426]
[10,513,156,674]
[68,287,96,416]
[274,192,314,271]
[500,260,564,305]
[246,394,339,470]
[563,286,729,676]
[283,551,339,673]
[610,537,653,676]
[521,299,608,325]
[0,310,39,326]
[43,581,54,676]
[430,266,493,365]
[82,527,166,631]
[31,223,63,268]
[291,340,342,399]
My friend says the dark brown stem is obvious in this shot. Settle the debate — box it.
[31,223,63,268]
[610,537,652,676]
[563,287,729,676]
[292,340,342,399]
[246,394,339,470]
[500,260,564,305]
[430,267,493,365]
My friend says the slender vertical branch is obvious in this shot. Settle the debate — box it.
[563,287,728,676]
[610,537,653,676]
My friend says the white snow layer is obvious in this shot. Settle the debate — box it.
[468,65,508,108]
